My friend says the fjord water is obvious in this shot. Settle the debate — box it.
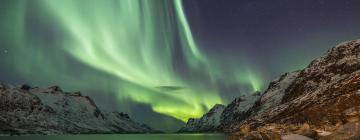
[3,134,227,140]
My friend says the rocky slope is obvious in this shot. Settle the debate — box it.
[178,93,260,133]
[178,104,225,132]
[178,71,295,133]
[220,93,261,127]
[229,39,360,139]
[0,84,156,135]
[238,71,300,127]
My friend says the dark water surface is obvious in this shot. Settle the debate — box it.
[1,134,227,140]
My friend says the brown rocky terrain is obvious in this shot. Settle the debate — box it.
[226,39,360,139]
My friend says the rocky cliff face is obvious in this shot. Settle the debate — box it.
[178,104,225,133]
[229,40,360,139]
[0,84,155,135]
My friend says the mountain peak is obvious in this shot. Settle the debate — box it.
[227,39,360,139]
[178,104,225,133]
[0,83,156,135]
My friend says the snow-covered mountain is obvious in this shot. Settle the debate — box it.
[178,39,360,139]
[220,93,260,127]
[178,93,260,133]
[178,104,225,132]
[216,71,299,131]
[0,84,156,135]
[228,39,360,139]
[244,71,300,124]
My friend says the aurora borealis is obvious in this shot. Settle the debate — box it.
[41,0,222,122]
[1,0,360,131]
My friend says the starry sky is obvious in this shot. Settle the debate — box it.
[0,0,360,131]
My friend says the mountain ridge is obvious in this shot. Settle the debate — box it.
[0,84,158,135]
[179,39,360,139]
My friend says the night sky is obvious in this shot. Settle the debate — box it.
[0,0,360,131]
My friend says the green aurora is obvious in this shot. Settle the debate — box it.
[0,0,263,123]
